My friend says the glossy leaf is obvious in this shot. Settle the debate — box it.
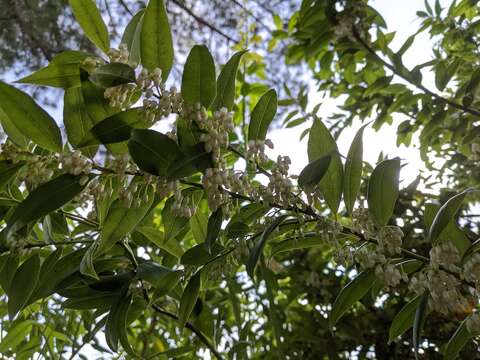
[80,108,145,147]
[181,243,224,266]
[298,153,332,190]
[444,318,472,360]
[106,291,135,355]
[388,295,422,342]
[329,269,375,327]
[135,226,184,258]
[205,208,223,252]
[307,118,343,214]
[80,242,100,280]
[98,186,154,254]
[7,174,89,236]
[0,106,29,148]
[248,89,278,141]
[212,50,247,111]
[367,158,401,226]
[137,261,181,289]
[178,271,201,329]
[63,86,96,148]
[247,215,288,278]
[8,254,40,320]
[429,191,469,243]
[128,129,181,176]
[69,0,110,53]
[121,9,145,65]
[181,45,217,108]
[17,63,81,88]
[141,0,173,77]
[344,124,367,215]
[90,63,136,88]
[413,292,429,359]
[166,144,213,181]
[0,81,62,152]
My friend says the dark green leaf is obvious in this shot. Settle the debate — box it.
[367,158,401,226]
[80,242,100,280]
[247,215,288,278]
[344,124,367,215]
[166,144,213,181]
[7,174,89,236]
[248,89,278,141]
[298,153,332,190]
[69,0,110,53]
[444,318,472,360]
[429,191,469,243]
[128,129,181,176]
[178,271,201,329]
[212,50,247,111]
[388,295,422,342]
[0,161,25,190]
[307,118,343,214]
[329,269,375,327]
[63,86,96,148]
[181,45,217,108]
[181,243,224,266]
[413,292,429,358]
[90,63,136,88]
[121,10,145,65]
[141,0,173,78]
[0,81,62,152]
[0,254,19,294]
[8,254,40,320]
[205,208,223,252]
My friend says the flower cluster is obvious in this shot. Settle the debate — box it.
[107,44,130,64]
[463,253,480,285]
[202,168,230,212]
[104,84,137,109]
[429,242,461,272]
[171,189,197,218]
[246,139,274,164]
[377,226,403,255]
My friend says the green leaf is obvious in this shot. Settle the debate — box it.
[205,208,223,252]
[141,0,173,78]
[137,261,181,288]
[0,320,36,353]
[90,63,136,88]
[247,215,288,278]
[80,242,100,280]
[121,9,145,65]
[298,153,332,190]
[0,81,62,152]
[80,108,146,147]
[388,295,422,342]
[0,106,29,148]
[128,129,181,176]
[344,125,367,215]
[8,254,40,320]
[63,86,96,148]
[181,243,224,266]
[135,226,184,258]
[7,174,89,236]
[413,292,429,358]
[166,144,213,181]
[62,293,117,310]
[162,191,200,242]
[0,254,19,295]
[212,50,247,111]
[429,191,469,243]
[98,186,155,254]
[106,291,135,355]
[0,160,25,190]
[17,63,81,88]
[190,211,208,244]
[178,271,201,329]
[329,269,375,327]
[271,233,356,256]
[248,89,278,141]
[69,0,110,53]
[307,118,343,214]
[181,45,217,108]
[444,318,472,360]
[367,158,401,226]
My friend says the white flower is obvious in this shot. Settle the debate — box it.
[430,242,461,272]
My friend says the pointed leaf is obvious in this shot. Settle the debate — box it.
[181,45,217,108]
[344,124,367,215]
[444,318,472,360]
[247,215,288,278]
[121,9,145,65]
[298,153,332,190]
[388,295,422,342]
[307,118,343,214]
[329,269,375,327]
[0,81,62,152]
[17,63,81,88]
[178,271,201,329]
[205,208,223,251]
[8,254,40,320]
[141,0,173,78]
[212,50,247,111]
[64,86,96,148]
[69,0,110,53]
[166,144,213,181]
[413,292,429,358]
[80,242,100,280]
[128,129,182,176]
[90,63,136,88]
[429,191,469,243]
[367,158,401,226]
[248,89,278,141]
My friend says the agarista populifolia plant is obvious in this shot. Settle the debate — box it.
[0,0,479,359]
